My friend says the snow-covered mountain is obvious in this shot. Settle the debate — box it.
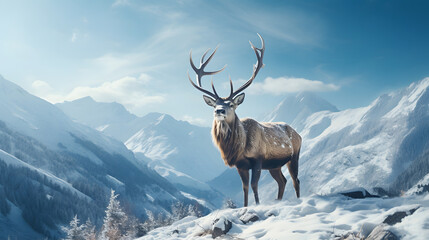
[57,98,227,208]
[264,92,339,131]
[58,96,142,142]
[256,78,429,203]
[58,79,429,209]
[0,75,194,239]
[125,113,224,182]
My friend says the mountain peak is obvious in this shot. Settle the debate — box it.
[0,75,29,96]
[73,96,96,103]
[57,97,137,132]
[264,92,338,130]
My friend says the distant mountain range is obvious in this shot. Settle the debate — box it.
[58,78,429,207]
[57,97,227,208]
[258,78,429,203]
[3,72,428,238]
[0,75,195,239]
[264,91,339,131]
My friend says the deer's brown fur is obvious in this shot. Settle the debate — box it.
[188,34,301,206]
[213,117,301,170]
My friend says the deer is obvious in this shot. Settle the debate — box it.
[187,34,301,207]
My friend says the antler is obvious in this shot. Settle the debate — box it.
[188,46,226,99]
[228,33,265,100]
[188,34,264,100]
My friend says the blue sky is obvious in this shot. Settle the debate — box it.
[1,0,428,126]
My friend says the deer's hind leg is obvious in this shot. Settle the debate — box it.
[269,168,287,200]
[287,151,300,198]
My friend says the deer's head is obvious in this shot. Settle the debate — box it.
[188,34,265,124]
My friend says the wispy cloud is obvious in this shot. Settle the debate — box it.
[32,74,165,113]
[224,2,324,46]
[32,80,54,96]
[181,115,211,127]
[247,76,340,95]
[71,32,78,42]
[112,0,130,7]
[65,74,164,108]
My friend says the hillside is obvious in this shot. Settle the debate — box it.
[58,98,227,208]
[139,192,429,240]
[257,78,429,203]
[0,76,192,239]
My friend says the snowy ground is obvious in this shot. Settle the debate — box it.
[138,193,429,240]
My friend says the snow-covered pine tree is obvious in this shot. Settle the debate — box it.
[82,218,96,240]
[223,198,237,209]
[100,189,132,240]
[62,215,84,240]
[187,203,202,217]
[171,201,187,221]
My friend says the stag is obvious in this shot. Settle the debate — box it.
[188,34,301,206]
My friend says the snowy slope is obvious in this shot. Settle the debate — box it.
[58,98,227,208]
[139,193,429,240]
[0,76,134,162]
[257,78,429,203]
[125,113,225,183]
[57,98,226,184]
[57,97,142,142]
[0,201,44,240]
[0,76,193,238]
[0,149,88,199]
[264,92,338,131]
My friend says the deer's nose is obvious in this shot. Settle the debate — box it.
[216,109,226,115]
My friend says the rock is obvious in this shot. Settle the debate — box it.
[335,232,359,240]
[340,188,380,199]
[383,207,419,225]
[212,217,232,238]
[265,209,278,218]
[240,210,259,224]
[366,225,399,240]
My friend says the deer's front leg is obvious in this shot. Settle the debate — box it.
[237,168,249,207]
[251,161,262,204]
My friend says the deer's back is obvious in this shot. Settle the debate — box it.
[241,118,301,167]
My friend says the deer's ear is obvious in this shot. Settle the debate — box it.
[203,95,216,107]
[233,93,245,106]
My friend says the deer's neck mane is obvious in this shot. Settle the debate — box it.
[212,114,246,167]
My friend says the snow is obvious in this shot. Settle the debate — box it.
[58,96,226,184]
[0,149,90,200]
[123,113,225,183]
[138,193,429,240]
[254,78,429,202]
[180,192,213,209]
[0,200,44,239]
[406,173,429,196]
[106,175,125,187]
[153,166,211,191]
[0,76,136,164]
[263,92,339,132]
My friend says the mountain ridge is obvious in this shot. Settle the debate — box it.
[0,75,194,239]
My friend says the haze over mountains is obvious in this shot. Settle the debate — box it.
[0,75,196,239]
[1,73,429,239]
[58,78,429,206]
[57,97,226,208]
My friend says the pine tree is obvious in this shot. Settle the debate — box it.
[82,218,96,240]
[223,198,237,209]
[171,201,187,221]
[62,215,84,240]
[100,189,129,240]
[187,203,202,217]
